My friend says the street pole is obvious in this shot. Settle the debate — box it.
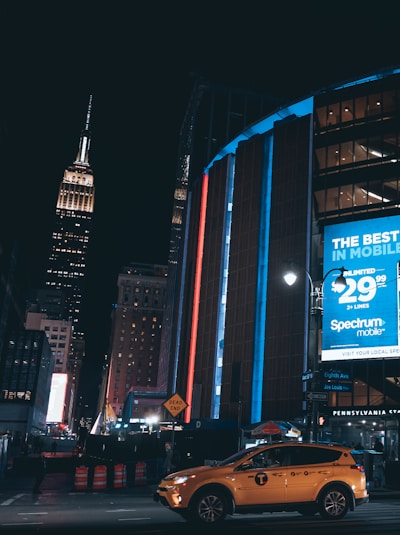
[237,399,242,451]
[284,263,347,444]
[309,282,322,443]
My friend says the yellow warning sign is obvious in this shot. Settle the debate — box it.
[163,393,188,418]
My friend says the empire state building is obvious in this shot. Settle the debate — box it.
[45,95,95,384]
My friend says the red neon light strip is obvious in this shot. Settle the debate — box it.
[184,173,208,423]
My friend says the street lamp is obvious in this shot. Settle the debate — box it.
[283,262,347,442]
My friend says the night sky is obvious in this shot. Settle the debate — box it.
[2,2,400,412]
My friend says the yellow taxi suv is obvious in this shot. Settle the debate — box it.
[154,442,369,525]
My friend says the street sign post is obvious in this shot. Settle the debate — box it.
[162,393,188,462]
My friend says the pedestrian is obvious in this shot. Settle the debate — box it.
[162,442,174,476]
[373,438,385,488]
[32,454,46,494]
[373,438,384,452]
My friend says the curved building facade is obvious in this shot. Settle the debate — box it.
[174,67,400,468]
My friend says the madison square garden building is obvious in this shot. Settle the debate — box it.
[171,67,400,470]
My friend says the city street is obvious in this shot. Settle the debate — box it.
[0,470,399,534]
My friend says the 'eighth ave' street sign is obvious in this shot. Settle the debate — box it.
[163,393,188,418]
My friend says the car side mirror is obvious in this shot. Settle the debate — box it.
[239,462,254,470]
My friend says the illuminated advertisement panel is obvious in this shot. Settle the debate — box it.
[322,215,400,361]
[46,373,67,423]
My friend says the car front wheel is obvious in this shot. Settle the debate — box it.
[190,489,228,524]
[318,486,350,520]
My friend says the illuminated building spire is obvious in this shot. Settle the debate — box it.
[74,94,93,166]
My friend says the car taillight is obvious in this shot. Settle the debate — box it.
[351,464,365,473]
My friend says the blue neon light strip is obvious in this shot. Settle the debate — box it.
[204,98,313,172]
[211,155,235,419]
[328,67,400,92]
[251,134,273,423]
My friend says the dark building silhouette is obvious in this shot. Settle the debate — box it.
[0,240,25,358]
[0,329,53,438]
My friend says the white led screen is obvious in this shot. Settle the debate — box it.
[46,373,67,423]
[322,215,400,361]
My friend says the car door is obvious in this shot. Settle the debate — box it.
[233,447,287,505]
[285,445,337,502]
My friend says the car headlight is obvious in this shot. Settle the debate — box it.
[172,474,194,485]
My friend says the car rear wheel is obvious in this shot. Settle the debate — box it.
[190,489,228,524]
[318,486,350,520]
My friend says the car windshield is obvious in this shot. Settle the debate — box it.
[217,446,260,466]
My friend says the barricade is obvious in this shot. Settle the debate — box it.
[134,461,147,486]
[92,464,107,491]
[74,466,89,491]
[113,463,127,488]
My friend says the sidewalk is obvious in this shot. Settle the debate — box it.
[368,486,400,499]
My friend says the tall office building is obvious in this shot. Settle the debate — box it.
[46,95,95,334]
[107,263,168,420]
[25,305,74,429]
[44,95,95,419]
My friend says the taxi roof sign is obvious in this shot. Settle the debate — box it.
[163,393,188,417]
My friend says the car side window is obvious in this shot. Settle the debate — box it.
[245,452,267,468]
[289,446,342,466]
[248,448,283,468]
[267,447,283,466]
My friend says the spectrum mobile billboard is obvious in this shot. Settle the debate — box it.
[322,215,400,361]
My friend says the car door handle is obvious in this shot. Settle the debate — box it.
[248,472,285,478]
